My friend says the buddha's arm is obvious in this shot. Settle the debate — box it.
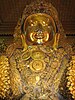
[0,56,10,99]
[0,55,23,99]
[58,55,75,100]
[54,56,69,92]
[9,56,23,99]
[67,55,75,99]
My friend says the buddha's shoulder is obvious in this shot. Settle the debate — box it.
[6,42,22,58]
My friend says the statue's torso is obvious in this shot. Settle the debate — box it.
[9,45,69,99]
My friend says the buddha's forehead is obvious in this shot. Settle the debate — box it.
[26,13,50,22]
[25,13,52,23]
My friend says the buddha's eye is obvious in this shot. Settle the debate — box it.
[42,21,46,26]
[41,21,49,26]
[30,20,37,26]
[30,22,37,26]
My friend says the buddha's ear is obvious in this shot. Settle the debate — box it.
[53,33,60,50]
[21,34,28,51]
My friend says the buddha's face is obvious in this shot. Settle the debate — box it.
[24,13,56,45]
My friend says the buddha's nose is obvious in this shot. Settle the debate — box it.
[35,28,44,39]
[35,23,43,34]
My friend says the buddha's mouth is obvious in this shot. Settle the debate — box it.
[35,33,44,39]
[29,31,50,44]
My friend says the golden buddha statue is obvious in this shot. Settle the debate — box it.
[0,1,75,100]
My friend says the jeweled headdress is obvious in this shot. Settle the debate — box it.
[22,0,63,33]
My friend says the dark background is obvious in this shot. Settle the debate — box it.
[0,0,75,35]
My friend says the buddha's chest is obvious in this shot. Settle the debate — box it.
[11,46,68,99]
[13,46,67,82]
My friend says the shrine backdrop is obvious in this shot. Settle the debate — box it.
[0,0,75,35]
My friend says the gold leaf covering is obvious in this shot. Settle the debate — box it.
[0,56,10,99]
[67,56,75,99]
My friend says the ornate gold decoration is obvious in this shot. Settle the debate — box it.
[0,56,10,98]
[10,68,23,97]
[31,50,45,60]
[16,46,67,100]
[22,50,31,60]
[29,60,46,72]
[27,75,40,86]
[9,56,23,98]
[67,56,75,99]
